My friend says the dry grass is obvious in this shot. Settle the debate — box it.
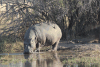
[62,56,100,66]
[0,55,27,65]
[0,38,24,53]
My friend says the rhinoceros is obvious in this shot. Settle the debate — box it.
[24,22,62,54]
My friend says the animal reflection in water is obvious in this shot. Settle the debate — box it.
[24,52,63,67]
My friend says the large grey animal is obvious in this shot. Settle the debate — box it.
[24,22,62,54]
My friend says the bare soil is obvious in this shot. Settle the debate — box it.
[58,38,100,57]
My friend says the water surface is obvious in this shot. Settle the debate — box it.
[0,51,99,67]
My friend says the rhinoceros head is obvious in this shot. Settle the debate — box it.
[24,29,37,54]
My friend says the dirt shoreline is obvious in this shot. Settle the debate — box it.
[58,37,100,51]
[58,40,100,57]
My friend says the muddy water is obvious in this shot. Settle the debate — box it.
[0,52,99,67]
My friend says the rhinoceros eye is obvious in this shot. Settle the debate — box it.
[31,40,34,43]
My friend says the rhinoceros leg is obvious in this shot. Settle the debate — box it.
[35,43,41,52]
[38,43,41,52]
[52,40,60,51]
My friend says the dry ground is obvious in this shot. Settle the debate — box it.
[58,38,100,57]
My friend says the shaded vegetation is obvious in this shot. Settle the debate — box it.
[0,37,24,53]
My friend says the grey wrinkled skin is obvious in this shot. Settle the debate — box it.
[24,22,62,54]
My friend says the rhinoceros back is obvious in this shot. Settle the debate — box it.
[33,22,62,46]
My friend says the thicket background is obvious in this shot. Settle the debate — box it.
[0,0,100,53]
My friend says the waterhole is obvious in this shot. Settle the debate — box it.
[0,50,99,67]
